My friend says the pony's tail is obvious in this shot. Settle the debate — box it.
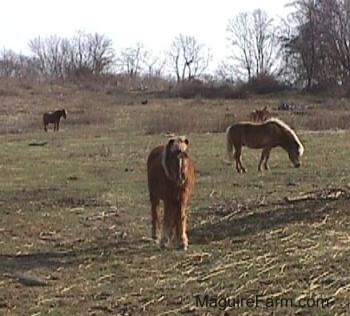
[226,126,234,162]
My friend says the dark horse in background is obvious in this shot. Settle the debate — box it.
[43,109,67,132]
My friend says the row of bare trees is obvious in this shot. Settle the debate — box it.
[0,31,211,83]
[0,49,40,79]
[28,32,115,79]
[3,1,350,90]
[220,0,350,90]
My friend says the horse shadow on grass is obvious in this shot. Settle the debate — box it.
[190,198,343,244]
[0,239,138,276]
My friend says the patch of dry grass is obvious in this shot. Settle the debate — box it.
[1,80,350,315]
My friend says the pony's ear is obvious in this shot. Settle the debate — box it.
[263,106,267,110]
[178,136,189,146]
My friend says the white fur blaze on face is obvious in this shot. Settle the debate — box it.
[178,157,184,184]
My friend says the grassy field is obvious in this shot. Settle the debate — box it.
[0,81,350,315]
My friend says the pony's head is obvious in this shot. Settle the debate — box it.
[260,106,271,120]
[164,136,190,185]
[62,109,67,119]
[268,118,304,168]
[286,130,304,168]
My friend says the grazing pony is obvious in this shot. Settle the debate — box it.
[43,109,67,132]
[249,106,271,122]
[226,118,304,172]
[147,136,196,250]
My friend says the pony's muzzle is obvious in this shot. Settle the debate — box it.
[294,162,301,168]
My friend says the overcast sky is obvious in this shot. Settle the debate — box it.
[0,0,290,68]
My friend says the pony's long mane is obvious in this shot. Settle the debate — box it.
[161,146,171,179]
[265,117,304,155]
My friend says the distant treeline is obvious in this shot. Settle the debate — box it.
[2,1,350,95]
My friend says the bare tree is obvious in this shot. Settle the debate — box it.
[143,50,166,77]
[317,0,350,83]
[117,42,146,77]
[0,49,19,77]
[86,33,115,74]
[168,34,211,81]
[29,35,65,78]
[0,49,41,80]
[215,61,236,82]
[29,32,115,79]
[227,9,280,81]
[281,0,350,88]
[227,12,254,80]
[281,1,321,88]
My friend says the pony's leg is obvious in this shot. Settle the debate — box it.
[150,196,160,240]
[235,155,241,173]
[263,148,271,170]
[175,202,188,250]
[57,121,60,131]
[160,201,175,249]
[233,146,242,173]
[44,124,47,132]
[234,146,246,173]
[258,152,264,172]
[258,148,271,171]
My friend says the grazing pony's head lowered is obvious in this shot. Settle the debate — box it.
[162,136,190,186]
[271,118,304,168]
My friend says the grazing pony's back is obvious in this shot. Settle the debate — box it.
[43,109,67,132]
[147,136,196,250]
[226,118,304,172]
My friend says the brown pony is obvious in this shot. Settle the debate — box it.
[43,109,67,132]
[147,136,196,250]
[249,106,271,122]
[226,118,304,172]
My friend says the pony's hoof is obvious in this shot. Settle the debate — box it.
[178,239,188,251]
[160,242,166,250]
[178,244,188,251]
[160,238,167,250]
[151,231,159,240]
